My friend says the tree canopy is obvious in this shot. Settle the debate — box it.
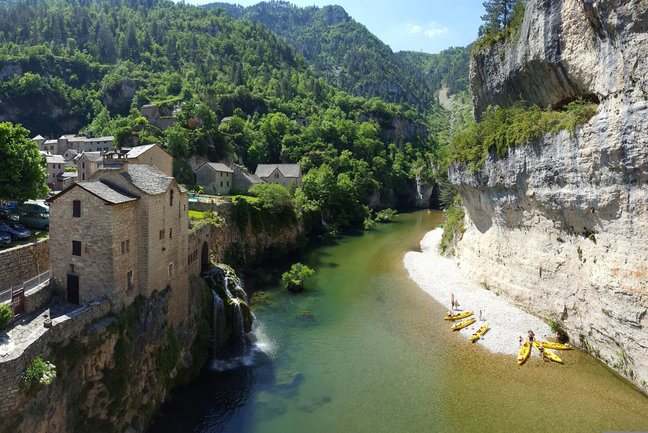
[0,122,48,203]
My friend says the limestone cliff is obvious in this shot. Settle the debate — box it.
[450,0,648,391]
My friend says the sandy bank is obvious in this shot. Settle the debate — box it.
[404,228,553,356]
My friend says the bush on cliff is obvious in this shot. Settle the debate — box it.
[282,263,315,292]
[448,100,598,172]
[0,304,11,331]
[439,194,465,256]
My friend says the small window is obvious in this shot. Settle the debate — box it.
[275,172,279,178]
[126,239,130,253]
[168,263,174,278]
[127,270,133,290]
[72,240,81,256]
[227,181,229,187]
[221,181,223,187]
[121,241,125,255]
[169,228,172,239]
[73,200,81,217]
[159,229,165,240]
[170,189,174,207]
[82,162,85,169]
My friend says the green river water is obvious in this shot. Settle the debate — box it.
[149,210,648,433]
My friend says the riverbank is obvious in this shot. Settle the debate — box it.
[404,228,553,355]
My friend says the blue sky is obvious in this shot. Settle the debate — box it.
[183,0,484,54]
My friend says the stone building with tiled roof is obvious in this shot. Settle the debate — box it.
[75,151,103,181]
[255,164,302,189]
[194,162,233,195]
[47,156,189,311]
[126,143,173,176]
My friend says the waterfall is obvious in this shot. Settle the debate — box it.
[205,264,258,369]
[212,290,225,356]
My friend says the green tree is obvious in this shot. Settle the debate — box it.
[0,122,47,202]
[281,262,315,292]
[479,0,524,37]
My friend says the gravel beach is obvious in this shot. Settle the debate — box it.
[404,228,553,356]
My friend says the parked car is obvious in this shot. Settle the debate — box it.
[0,221,31,240]
[18,210,49,230]
[0,231,11,247]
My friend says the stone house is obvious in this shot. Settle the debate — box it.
[126,144,173,177]
[232,164,264,192]
[194,162,233,195]
[255,164,302,189]
[45,154,66,190]
[62,148,79,161]
[75,152,103,181]
[32,134,114,155]
[47,160,189,310]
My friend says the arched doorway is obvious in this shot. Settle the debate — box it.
[201,241,210,273]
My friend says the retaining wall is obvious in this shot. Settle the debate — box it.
[0,239,49,292]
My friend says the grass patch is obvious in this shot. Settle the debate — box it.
[448,100,598,172]
[188,210,207,220]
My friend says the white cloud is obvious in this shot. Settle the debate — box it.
[407,24,422,34]
[424,21,448,38]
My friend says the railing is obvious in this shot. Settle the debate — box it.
[0,269,51,310]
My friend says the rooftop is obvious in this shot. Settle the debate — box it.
[200,162,233,173]
[121,163,173,195]
[126,143,159,159]
[255,164,301,178]
[76,179,140,204]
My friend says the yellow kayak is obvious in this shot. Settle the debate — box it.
[470,324,489,342]
[538,341,572,350]
[451,317,475,330]
[533,341,563,363]
[517,340,531,365]
[444,311,474,321]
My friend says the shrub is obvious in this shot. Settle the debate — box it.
[282,263,315,292]
[439,194,465,256]
[22,356,56,385]
[375,208,397,223]
[0,304,11,331]
[448,100,598,172]
[545,314,568,342]
[363,217,376,231]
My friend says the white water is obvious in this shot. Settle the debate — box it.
[404,228,552,355]
[208,267,275,371]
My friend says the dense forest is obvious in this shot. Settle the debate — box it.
[206,1,471,108]
[0,0,471,229]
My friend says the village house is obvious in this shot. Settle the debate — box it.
[194,162,233,195]
[32,134,114,155]
[62,148,79,162]
[255,164,302,189]
[125,143,173,177]
[232,164,264,192]
[75,151,103,181]
[47,155,189,310]
[45,154,66,190]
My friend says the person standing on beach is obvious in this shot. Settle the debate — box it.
[451,293,455,309]
[519,336,523,346]
[479,310,482,321]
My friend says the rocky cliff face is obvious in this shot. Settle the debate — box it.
[451,0,648,391]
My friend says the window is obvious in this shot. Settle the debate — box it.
[82,162,85,169]
[73,200,81,217]
[126,239,130,253]
[169,228,172,239]
[127,270,133,290]
[168,263,174,278]
[159,229,165,240]
[275,172,279,178]
[72,240,81,256]
[227,181,229,187]
[221,181,223,187]
[121,241,125,255]
[170,189,174,206]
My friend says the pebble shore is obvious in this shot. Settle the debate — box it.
[404,228,553,356]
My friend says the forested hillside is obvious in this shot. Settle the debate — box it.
[206,1,470,110]
[0,0,472,228]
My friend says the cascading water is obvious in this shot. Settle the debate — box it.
[204,264,263,369]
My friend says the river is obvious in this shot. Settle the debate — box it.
[149,210,648,433]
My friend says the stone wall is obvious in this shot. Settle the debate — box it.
[0,301,111,417]
[0,239,49,292]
